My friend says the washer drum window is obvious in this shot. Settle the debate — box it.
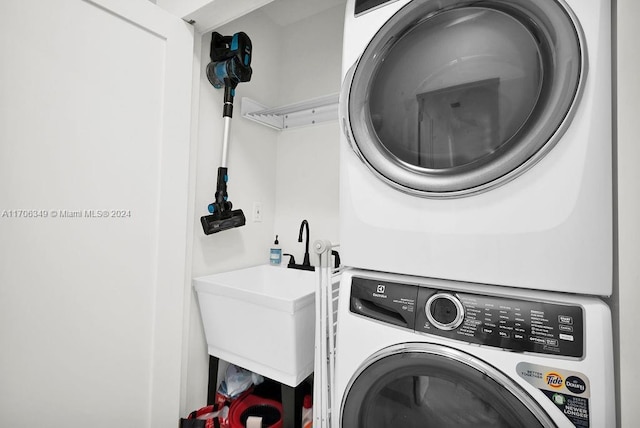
[340,343,557,427]
[342,0,585,197]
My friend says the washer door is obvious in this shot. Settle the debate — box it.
[342,0,585,197]
[340,343,557,427]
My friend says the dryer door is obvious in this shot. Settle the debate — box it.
[340,343,557,427]
[342,0,585,197]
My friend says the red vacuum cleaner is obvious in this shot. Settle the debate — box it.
[201,31,253,235]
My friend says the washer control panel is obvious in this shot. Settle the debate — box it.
[350,277,584,358]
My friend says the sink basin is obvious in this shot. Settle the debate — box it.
[194,264,316,387]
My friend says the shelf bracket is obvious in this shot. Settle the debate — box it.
[241,93,339,130]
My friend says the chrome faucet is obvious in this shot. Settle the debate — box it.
[298,219,311,267]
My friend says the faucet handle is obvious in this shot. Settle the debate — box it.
[283,253,296,266]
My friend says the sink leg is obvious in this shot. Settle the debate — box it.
[281,381,305,428]
[207,355,220,405]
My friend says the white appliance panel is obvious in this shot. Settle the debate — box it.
[339,0,612,295]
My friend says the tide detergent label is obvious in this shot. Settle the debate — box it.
[546,372,564,389]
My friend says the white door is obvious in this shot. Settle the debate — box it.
[0,1,194,426]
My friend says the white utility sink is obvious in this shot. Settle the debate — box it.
[194,264,316,387]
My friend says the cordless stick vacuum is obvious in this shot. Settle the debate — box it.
[201,31,253,235]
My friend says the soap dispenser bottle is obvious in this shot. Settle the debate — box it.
[270,235,282,265]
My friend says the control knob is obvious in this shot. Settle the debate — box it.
[426,292,465,330]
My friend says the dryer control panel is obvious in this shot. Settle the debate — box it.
[350,277,584,358]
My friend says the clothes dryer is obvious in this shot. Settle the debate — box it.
[333,269,615,427]
[339,0,612,295]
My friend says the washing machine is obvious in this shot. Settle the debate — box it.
[339,0,612,295]
[333,269,615,427]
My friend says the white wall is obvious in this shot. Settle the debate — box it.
[184,4,344,412]
[273,5,344,263]
[615,0,640,426]
[273,123,340,264]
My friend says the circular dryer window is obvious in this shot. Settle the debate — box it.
[340,343,556,427]
[343,0,585,197]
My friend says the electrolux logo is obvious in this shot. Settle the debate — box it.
[372,284,387,299]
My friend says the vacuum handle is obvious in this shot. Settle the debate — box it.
[215,167,228,204]
[207,167,232,214]
[223,85,234,118]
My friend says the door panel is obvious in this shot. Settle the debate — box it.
[0,1,193,426]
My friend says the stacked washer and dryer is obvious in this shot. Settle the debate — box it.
[334,0,614,426]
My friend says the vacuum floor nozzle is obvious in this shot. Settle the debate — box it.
[201,209,246,235]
